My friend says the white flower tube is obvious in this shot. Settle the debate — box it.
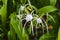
[25,14,33,22]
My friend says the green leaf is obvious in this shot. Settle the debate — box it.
[31,5,38,13]
[48,15,55,23]
[10,24,16,40]
[39,33,56,40]
[0,33,5,38]
[10,12,21,40]
[0,0,7,32]
[58,27,60,40]
[50,0,57,6]
[10,12,26,40]
[38,6,57,17]
[20,0,27,5]
[8,31,11,40]
[0,28,3,32]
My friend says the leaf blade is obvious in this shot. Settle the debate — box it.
[38,6,57,17]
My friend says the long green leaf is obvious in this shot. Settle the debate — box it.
[0,0,7,32]
[50,0,57,6]
[8,31,11,40]
[10,12,26,40]
[20,0,27,5]
[39,33,56,40]
[10,12,21,40]
[48,15,55,23]
[58,27,60,40]
[10,24,16,40]
[38,6,57,17]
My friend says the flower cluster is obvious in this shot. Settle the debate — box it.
[16,0,47,36]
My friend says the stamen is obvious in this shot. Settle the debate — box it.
[28,0,31,6]
[25,4,29,7]
[31,10,35,14]
[42,18,49,35]
[48,15,55,23]
[36,22,38,37]
[42,23,45,39]
[31,21,34,35]
[24,22,27,28]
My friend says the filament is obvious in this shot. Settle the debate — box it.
[31,21,34,35]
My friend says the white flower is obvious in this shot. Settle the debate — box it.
[37,18,42,23]
[25,14,33,22]
[20,5,25,11]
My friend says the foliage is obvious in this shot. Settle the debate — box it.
[0,0,60,40]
